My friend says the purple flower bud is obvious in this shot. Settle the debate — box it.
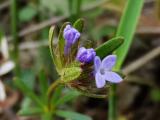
[63,25,80,55]
[76,47,96,63]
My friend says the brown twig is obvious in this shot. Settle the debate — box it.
[7,16,66,41]
[137,26,160,36]
[0,1,10,11]
[122,46,160,74]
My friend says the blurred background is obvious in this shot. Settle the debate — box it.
[0,0,160,120]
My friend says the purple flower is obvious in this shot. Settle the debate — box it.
[63,25,80,55]
[76,47,96,63]
[94,55,122,88]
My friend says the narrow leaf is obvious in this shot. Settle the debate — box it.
[18,107,43,116]
[55,90,80,106]
[56,110,92,120]
[38,70,48,103]
[51,86,63,104]
[14,78,44,108]
[114,0,144,69]
[95,36,124,59]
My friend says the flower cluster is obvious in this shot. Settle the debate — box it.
[63,25,122,88]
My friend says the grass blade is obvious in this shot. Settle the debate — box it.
[114,0,144,69]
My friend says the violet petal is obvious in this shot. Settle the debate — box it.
[104,71,122,83]
[101,55,116,70]
[95,71,106,88]
[94,56,101,73]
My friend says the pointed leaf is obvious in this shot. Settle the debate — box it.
[18,107,43,116]
[14,78,44,108]
[56,110,92,120]
[55,90,80,106]
[73,18,84,33]
[51,86,63,104]
[95,36,124,59]
[38,70,49,104]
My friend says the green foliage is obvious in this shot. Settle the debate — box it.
[73,18,84,33]
[14,78,44,108]
[18,107,43,116]
[56,110,92,120]
[40,0,69,16]
[20,69,35,89]
[19,5,37,22]
[38,70,49,104]
[114,0,144,69]
[150,89,160,102]
[95,37,124,59]
[54,90,80,106]
[51,86,63,104]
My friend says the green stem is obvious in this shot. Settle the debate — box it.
[47,80,61,114]
[11,0,20,76]
[109,84,117,120]
[47,80,61,99]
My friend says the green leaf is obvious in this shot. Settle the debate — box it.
[150,89,160,102]
[20,69,35,89]
[14,78,44,108]
[56,110,92,120]
[18,107,43,116]
[51,86,63,104]
[61,67,81,83]
[38,70,48,104]
[114,0,144,69]
[95,36,124,59]
[73,18,84,32]
[19,5,37,22]
[55,90,80,106]
[49,26,61,73]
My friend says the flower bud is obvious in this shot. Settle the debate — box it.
[76,47,96,63]
[63,25,80,55]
